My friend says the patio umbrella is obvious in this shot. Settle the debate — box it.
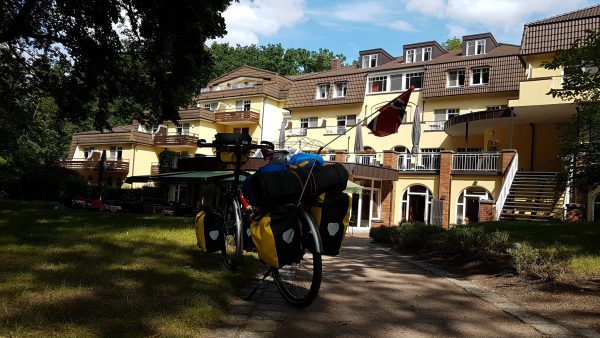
[354,120,364,153]
[98,150,107,200]
[411,105,421,154]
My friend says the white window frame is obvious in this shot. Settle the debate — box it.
[367,76,387,93]
[334,82,348,97]
[109,146,123,160]
[316,84,329,99]
[176,123,190,135]
[486,105,507,111]
[456,187,491,225]
[423,47,432,61]
[406,49,415,63]
[233,127,250,134]
[336,114,356,133]
[300,117,318,129]
[471,67,490,85]
[400,185,433,224]
[406,47,433,63]
[404,72,424,89]
[434,108,459,122]
[362,54,378,68]
[466,39,486,56]
[83,147,95,159]
[204,102,218,111]
[447,70,466,87]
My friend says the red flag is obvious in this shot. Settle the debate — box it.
[367,86,414,137]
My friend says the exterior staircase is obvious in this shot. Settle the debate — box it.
[500,172,565,221]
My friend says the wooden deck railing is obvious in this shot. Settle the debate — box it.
[153,132,199,146]
[59,158,130,173]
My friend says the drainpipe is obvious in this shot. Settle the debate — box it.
[131,144,137,176]
[530,123,535,171]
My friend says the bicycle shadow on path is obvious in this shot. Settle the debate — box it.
[274,236,541,338]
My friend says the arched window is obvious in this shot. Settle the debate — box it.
[400,185,433,223]
[456,187,493,224]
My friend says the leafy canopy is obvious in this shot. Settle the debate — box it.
[442,37,463,51]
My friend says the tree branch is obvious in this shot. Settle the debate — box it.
[0,0,37,43]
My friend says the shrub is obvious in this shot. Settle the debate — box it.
[445,225,486,254]
[369,226,398,244]
[507,243,540,273]
[484,230,511,254]
[507,243,568,280]
[393,222,445,250]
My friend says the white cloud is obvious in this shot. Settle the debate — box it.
[389,20,415,31]
[446,23,467,39]
[210,0,306,46]
[405,0,592,35]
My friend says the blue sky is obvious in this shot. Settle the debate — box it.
[211,0,600,63]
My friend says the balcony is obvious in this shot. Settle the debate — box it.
[452,153,500,173]
[200,82,257,93]
[60,158,130,173]
[153,132,199,147]
[287,128,307,136]
[325,126,349,135]
[398,153,441,172]
[214,108,260,125]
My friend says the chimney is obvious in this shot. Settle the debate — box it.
[331,58,341,70]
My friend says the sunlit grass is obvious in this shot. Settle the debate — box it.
[480,220,600,277]
[0,199,261,337]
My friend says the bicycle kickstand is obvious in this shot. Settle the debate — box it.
[244,267,274,301]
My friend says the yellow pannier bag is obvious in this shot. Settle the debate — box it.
[195,210,224,253]
[310,191,351,256]
[250,204,303,268]
[218,151,249,164]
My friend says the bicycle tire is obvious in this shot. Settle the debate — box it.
[273,208,322,308]
[222,198,243,270]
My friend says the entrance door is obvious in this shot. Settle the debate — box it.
[465,197,480,224]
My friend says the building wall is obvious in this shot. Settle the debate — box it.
[261,97,286,143]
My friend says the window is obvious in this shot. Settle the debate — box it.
[421,148,442,153]
[457,147,483,153]
[362,54,378,68]
[176,123,190,135]
[471,67,490,85]
[447,70,465,87]
[300,117,318,129]
[334,82,347,97]
[486,105,507,111]
[406,47,432,63]
[367,76,387,93]
[235,100,251,111]
[390,74,403,91]
[233,127,249,134]
[405,72,424,89]
[466,39,486,56]
[434,108,459,121]
[336,115,356,133]
[83,147,95,159]
[203,102,219,111]
[456,187,491,224]
[316,84,330,99]
[110,146,123,160]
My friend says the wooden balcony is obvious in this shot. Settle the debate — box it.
[214,109,260,125]
[153,132,199,147]
[60,158,130,173]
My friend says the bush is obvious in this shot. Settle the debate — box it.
[507,243,568,280]
[445,225,486,253]
[484,230,511,254]
[369,226,399,244]
[392,222,445,250]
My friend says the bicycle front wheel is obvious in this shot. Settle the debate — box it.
[273,208,322,308]
[222,198,243,270]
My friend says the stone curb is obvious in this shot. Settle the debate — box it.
[372,244,600,338]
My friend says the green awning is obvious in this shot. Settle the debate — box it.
[125,171,238,184]
[344,181,364,194]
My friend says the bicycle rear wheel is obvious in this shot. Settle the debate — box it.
[222,198,243,270]
[272,208,322,308]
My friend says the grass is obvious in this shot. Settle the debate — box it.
[0,200,262,337]
[479,220,600,277]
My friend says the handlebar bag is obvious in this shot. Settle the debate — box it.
[310,191,351,256]
[195,210,224,253]
[215,133,251,164]
[251,204,303,268]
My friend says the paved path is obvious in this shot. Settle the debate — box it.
[214,235,594,337]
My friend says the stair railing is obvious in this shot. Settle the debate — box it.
[495,153,519,220]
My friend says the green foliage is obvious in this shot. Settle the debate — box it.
[445,225,486,253]
[369,226,400,244]
[158,150,177,173]
[392,222,445,250]
[507,243,568,280]
[507,243,541,273]
[544,30,600,191]
[206,43,347,78]
[442,37,463,51]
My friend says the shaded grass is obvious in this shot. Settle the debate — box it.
[479,220,600,277]
[0,200,262,337]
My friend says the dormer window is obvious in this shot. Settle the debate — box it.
[361,54,378,68]
[466,39,486,56]
[471,67,490,85]
[334,82,347,98]
[406,47,433,63]
[316,84,330,99]
[447,69,466,87]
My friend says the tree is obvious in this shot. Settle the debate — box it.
[0,0,231,128]
[442,37,463,51]
[544,30,600,191]
[206,43,346,78]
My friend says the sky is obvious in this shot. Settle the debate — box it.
[210,0,600,63]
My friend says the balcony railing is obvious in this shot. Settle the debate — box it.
[345,153,383,166]
[452,153,500,172]
[200,82,258,93]
[398,153,441,171]
[60,158,130,173]
[214,108,260,124]
[325,126,349,135]
[287,128,307,136]
[153,132,199,147]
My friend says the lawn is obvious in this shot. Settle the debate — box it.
[0,200,261,337]
[479,220,600,277]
